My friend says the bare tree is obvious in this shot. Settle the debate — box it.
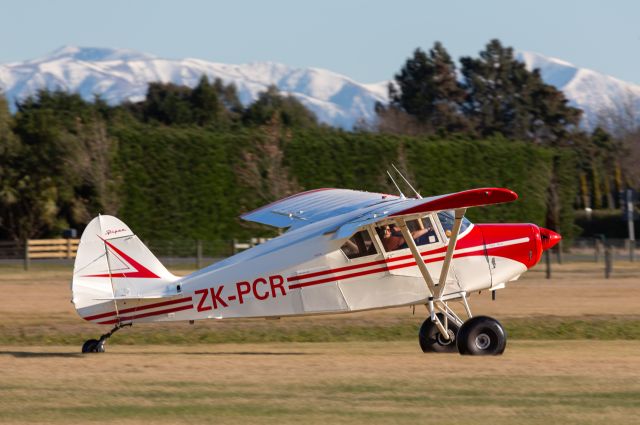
[236,115,301,207]
[64,119,121,223]
[595,89,640,189]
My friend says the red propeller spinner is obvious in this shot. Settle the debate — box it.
[539,227,562,251]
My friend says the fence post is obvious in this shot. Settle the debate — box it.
[604,244,612,279]
[545,249,551,279]
[196,240,202,269]
[24,240,29,271]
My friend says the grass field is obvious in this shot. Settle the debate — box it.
[1,341,639,425]
[0,260,639,424]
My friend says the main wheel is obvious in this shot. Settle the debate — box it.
[418,313,460,353]
[82,339,99,353]
[456,316,506,356]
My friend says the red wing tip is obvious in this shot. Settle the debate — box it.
[478,187,518,200]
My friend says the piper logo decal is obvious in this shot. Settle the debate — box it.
[105,228,127,236]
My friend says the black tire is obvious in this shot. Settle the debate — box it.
[418,313,459,353]
[456,316,506,356]
[82,339,99,353]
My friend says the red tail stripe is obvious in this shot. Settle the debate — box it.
[97,304,194,325]
[83,297,193,321]
[82,236,160,279]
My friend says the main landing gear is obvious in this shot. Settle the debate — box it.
[456,316,506,355]
[419,313,459,353]
[418,296,507,356]
[81,323,131,353]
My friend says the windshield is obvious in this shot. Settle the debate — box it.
[437,210,472,237]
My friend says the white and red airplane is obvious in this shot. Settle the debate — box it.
[72,186,560,355]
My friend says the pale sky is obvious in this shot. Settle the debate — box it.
[2,0,639,84]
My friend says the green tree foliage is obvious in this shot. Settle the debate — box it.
[0,61,597,245]
[383,43,470,135]
[243,85,318,128]
[2,90,119,239]
[114,124,242,241]
[143,82,195,125]
[191,75,222,126]
[131,77,243,127]
[460,39,582,144]
[0,94,23,239]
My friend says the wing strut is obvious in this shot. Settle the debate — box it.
[395,218,436,296]
[395,218,451,340]
[436,208,466,298]
[395,209,467,340]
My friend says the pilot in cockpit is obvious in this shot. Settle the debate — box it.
[380,221,436,251]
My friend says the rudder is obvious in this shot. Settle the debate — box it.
[71,215,180,321]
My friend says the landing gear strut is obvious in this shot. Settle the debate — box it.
[419,313,459,353]
[81,323,131,353]
[418,294,507,355]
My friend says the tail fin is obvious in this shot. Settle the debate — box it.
[71,215,180,319]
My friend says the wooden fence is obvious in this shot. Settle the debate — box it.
[24,238,79,270]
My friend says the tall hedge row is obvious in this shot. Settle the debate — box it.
[113,125,575,242]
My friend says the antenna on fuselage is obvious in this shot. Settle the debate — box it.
[387,170,406,199]
[391,164,422,199]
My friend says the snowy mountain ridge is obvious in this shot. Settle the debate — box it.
[1,46,638,130]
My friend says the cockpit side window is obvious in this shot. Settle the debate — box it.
[340,229,378,259]
[437,210,472,237]
[375,216,439,252]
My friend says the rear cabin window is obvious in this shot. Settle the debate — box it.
[376,217,439,252]
[340,229,377,259]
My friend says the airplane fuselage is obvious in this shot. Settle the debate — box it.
[80,218,546,326]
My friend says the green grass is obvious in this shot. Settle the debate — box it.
[1,315,638,346]
[2,374,639,424]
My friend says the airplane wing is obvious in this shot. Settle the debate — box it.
[242,186,517,237]
[334,187,517,238]
[240,188,400,229]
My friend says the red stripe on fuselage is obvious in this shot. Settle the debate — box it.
[83,297,193,321]
[288,250,488,290]
[288,226,490,283]
[96,304,194,325]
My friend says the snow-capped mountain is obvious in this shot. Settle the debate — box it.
[1,46,638,130]
[517,52,640,130]
[0,46,387,129]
